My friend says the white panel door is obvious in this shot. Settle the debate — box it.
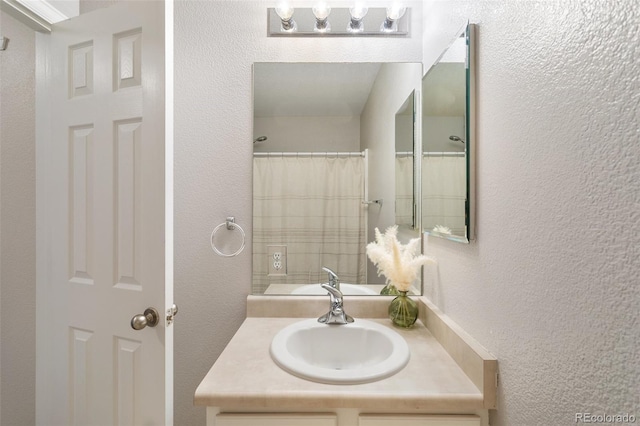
[36,2,172,425]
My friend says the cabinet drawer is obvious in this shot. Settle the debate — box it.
[359,414,481,426]
[215,413,337,426]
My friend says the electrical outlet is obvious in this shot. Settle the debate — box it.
[268,245,287,276]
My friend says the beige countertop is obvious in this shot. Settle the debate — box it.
[194,309,491,412]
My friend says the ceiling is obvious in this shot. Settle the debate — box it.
[253,63,382,117]
[421,34,466,116]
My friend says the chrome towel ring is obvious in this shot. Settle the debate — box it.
[210,217,246,257]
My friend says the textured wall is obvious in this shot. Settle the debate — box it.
[174,1,422,424]
[421,1,640,425]
[0,11,36,426]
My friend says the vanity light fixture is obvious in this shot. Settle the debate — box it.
[267,4,409,37]
[347,3,368,33]
[381,3,406,32]
[312,2,331,32]
[275,2,297,32]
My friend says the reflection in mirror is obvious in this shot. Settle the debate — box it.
[395,91,417,230]
[252,62,422,295]
[422,23,475,243]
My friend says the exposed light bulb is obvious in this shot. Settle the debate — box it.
[350,3,368,20]
[275,2,297,32]
[347,2,368,32]
[386,4,406,20]
[312,2,331,19]
[312,2,331,32]
[275,2,294,20]
[381,3,406,32]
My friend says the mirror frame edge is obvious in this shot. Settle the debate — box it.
[467,23,477,241]
[414,89,424,295]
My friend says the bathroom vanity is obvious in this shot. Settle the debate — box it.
[195,296,497,426]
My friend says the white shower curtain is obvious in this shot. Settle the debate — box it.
[422,156,466,235]
[395,156,414,226]
[253,156,366,293]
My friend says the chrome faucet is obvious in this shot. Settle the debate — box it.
[318,283,354,325]
[322,266,340,291]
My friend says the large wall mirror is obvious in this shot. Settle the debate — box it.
[252,62,422,295]
[422,23,476,243]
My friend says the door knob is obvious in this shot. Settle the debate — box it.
[131,307,160,330]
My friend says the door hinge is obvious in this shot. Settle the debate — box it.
[166,304,178,326]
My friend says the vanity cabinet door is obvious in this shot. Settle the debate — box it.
[215,413,337,426]
[359,414,481,426]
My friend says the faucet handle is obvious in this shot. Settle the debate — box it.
[320,282,342,302]
[318,283,354,324]
[321,266,340,289]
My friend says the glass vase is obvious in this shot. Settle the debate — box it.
[380,283,400,295]
[388,291,418,328]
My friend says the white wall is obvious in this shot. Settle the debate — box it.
[253,116,360,152]
[174,1,422,424]
[361,62,422,282]
[421,2,640,426]
[0,11,36,426]
[395,113,413,152]
[423,116,465,152]
[79,0,119,14]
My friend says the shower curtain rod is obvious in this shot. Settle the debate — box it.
[395,151,465,157]
[253,151,365,158]
[423,152,465,157]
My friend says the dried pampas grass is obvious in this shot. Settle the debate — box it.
[366,226,433,292]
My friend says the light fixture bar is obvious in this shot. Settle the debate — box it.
[267,7,409,37]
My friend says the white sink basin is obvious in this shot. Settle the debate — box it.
[270,318,410,384]
[291,283,377,295]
